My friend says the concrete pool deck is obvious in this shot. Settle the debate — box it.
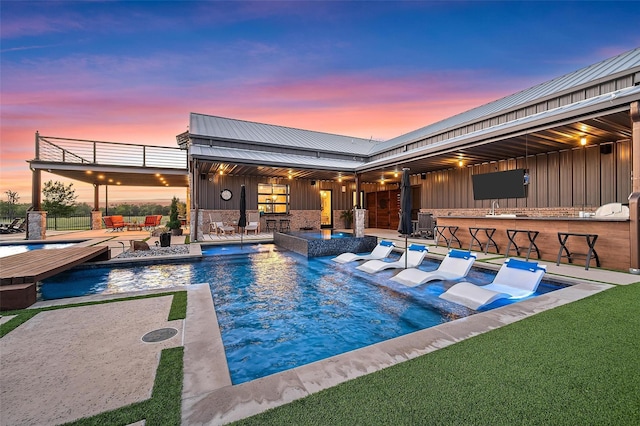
[0,228,638,424]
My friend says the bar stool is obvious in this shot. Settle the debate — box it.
[556,232,600,270]
[433,225,462,249]
[278,219,291,232]
[505,229,540,261]
[265,219,277,232]
[468,227,499,254]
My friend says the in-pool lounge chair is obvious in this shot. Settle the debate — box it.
[356,244,428,274]
[332,240,395,264]
[439,258,547,310]
[391,249,476,287]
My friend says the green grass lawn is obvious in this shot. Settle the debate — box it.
[1,291,186,426]
[3,283,639,425]
[234,282,640,425]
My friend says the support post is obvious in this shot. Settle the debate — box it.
[31,168,41,211]
[629,101,640,274]
[93,184,100,211]
[91,183,102,230]
[355,173,361,209]
[632,101,640,193]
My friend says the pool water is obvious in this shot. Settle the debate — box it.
[288,229,353,240]
[39,244,566,384]
[0,242,77,258]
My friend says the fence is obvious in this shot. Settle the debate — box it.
[0,215,169,231]
[47,215,91,230]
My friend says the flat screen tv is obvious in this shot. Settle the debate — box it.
[472,169,526,200]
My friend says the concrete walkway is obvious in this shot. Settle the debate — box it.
[0,228,638,425]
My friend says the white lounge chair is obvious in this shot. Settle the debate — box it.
[439,258,547,310]
[391,249,476,287]
[245,212,260,234]
[209,213,235,236]
[332,240,395,264]
[356,244,428,274]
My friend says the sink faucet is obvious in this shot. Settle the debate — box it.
[490,200,499,215]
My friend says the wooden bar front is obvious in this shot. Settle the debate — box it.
[435,216,630,272]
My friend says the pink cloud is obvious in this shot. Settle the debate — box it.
[1,63,521,204]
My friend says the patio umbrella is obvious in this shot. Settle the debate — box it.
[399,168,412,268]
[238,185,247,248]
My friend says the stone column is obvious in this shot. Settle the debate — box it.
[91,210,103,230]
[192,209,204,242]
[354,208,366,238]
[27,211,47,240]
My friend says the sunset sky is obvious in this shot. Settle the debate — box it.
[2,1,639,205]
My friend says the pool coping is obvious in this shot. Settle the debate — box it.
[180,280,613,425]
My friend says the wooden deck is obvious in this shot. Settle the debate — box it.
[0,246,110,286]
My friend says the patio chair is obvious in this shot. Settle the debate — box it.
[416,212,435,238]
[103,216,124,232]
[245,213,260,234]
[1,218,21,234]
[12,219,26,233]
[332,240,395,264]
[143,215,162,230]
[391,249,476,287]
[2,218,26,233]
[439,258,547,310]
[2,218,20,230]
[209,213,234,236]
[356,244,428,274]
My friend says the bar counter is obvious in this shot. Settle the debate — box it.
[434,215,630,271]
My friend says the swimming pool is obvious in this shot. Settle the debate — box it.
[39,244,566,384]
[288,229,354,239]
[0,242,78,258]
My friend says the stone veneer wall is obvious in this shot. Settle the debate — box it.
[422,207,595,220]
[274,232,377,257]
[91,211,103,230]
[27,211,47,240]
[193,209,322,240]
[332,209,369,230]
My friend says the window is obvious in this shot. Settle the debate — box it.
[258,183,290,214]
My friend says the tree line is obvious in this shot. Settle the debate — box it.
[1,182,180,218]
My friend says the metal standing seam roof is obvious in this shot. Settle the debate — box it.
[370,47,640,154]
[358,84,640,172]
[187,48,639,162]
[189,113,376,156]
[189,144,366,170]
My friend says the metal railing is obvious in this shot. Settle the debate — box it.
[47,215,92,230]
[36,135,187,169]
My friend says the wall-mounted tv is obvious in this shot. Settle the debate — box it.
[472,169,527,200]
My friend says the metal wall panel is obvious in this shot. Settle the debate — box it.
[559,150,573,207]
[533,154,547,208]
[616,139,632,202]
[547,151,560,206]
[572,148,586,207]
[516,157,530,208]
[585,145,600,208]
[599,143,615,204]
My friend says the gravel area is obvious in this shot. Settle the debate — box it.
[115,245,189,258]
